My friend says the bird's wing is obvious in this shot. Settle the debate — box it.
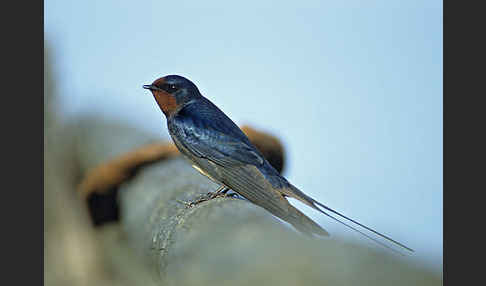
[170,100,264,168]
[170,100,329,236]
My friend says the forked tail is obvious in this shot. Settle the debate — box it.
[284,184,414,253]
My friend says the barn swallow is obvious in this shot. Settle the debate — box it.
[143,75,413,253]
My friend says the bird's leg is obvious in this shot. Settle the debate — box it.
[215,185,240,198]
[178,188,226,208]
[216,185,230,194]
[208,185,230,199]
[179,185,239,208]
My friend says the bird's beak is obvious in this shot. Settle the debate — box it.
[143,84,162,91]
[143,84,157,90]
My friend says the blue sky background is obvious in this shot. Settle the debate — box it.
[45,0,442,273]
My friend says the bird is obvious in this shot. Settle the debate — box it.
[143,75,413,253]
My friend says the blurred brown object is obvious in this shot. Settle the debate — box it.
[241,125,285,174]
[77,125,285,200]
[78,143,180,199]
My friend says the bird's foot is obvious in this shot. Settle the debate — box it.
[206,185,230,199]
[207,191,238,199]
[178,187,237,208]
[176,199,198,208]
[210,185,240,199]
[177,196,211,207]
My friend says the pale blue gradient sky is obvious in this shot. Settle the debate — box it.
[45,0,442,272]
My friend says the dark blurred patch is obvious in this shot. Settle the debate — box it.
[87,189,120,226]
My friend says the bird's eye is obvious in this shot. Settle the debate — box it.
[163,84,178,93]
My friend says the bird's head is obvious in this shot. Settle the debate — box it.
[143,75,201,117]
